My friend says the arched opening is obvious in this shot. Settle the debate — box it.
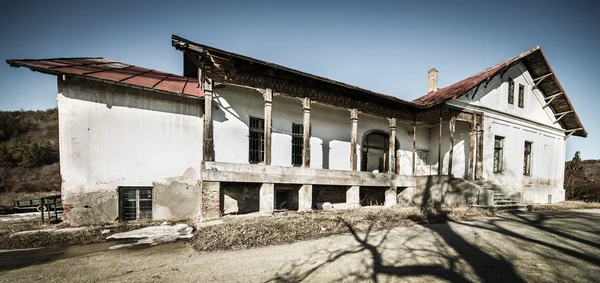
[360,130,400,172]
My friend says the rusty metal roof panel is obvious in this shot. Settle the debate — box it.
[5,58,203,99]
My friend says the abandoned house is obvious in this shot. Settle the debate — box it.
[6,35,587,225]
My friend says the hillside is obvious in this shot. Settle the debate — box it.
[564,153,600,202]
[0,108,60,206]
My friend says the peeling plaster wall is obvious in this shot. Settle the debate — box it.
[58,77,203,225]
[212,85,425,172]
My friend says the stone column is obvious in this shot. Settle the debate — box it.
[202,74,213,162]
[346,185,360,209]
[263,89,273,165]
[385,187,398,207]
[449,116,455,177]
[350,108,358,171]
[302,97,311,168]
[388,118,396,174]
[298,184,313,211]
[259,183,274,214]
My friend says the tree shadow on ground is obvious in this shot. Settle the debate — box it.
[267,210,600,283]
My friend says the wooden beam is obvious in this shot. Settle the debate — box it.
[554,110,573,116]
[202,70,214,162]
[448,114,455,177]
[263,88,273,165]
[438,114,442,176]
[350,108,358,171]
[476,113,484,180]
[469,113,476,180]
[533,73,553,87]
[412,115,417,176]
[302,97,311,168]
[545,92,563,101]
[388,118,396,174]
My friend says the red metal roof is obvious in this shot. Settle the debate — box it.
[412,47,539,106]
[6,57,203,98]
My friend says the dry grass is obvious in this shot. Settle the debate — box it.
[532,201,600,211]
[193,206,497,252]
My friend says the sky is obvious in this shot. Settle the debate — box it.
[0,0,598,160]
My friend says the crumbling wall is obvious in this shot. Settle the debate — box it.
[153,168,202,221]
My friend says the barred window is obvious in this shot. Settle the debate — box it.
[523,141,532,176]
[518,84,525,108]
[493,136,504,173]
[119,187,152,221]
[291,123,303,166]
[249,117,265,163]
[508,78,514,104]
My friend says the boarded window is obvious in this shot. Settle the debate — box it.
[508,79,514,104]
[119,187,152,221]
[249,117,265,163]
[291,123,303,166]
[493,136,504,173]
[518,84,525,108]
[523,141,532,176]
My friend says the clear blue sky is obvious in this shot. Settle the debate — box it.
[1,0,598,160]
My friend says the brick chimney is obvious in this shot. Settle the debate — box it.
[428,68,438,93]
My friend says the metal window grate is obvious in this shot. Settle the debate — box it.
[508,79,514,104]
[523,141,532,176]
[291,123,304,166]
[249,117,265,163]
[119,187,152,221]
[493,136,504,173]
[518,84,525,108]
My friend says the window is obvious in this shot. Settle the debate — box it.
[416,149,429,163]
[508,78,514,104]
[518,84,525,108]
[249,117,265,163]
[493,136,504,173]
[119,187,152,221]
[523,141,532,176]
[291,123,303,166]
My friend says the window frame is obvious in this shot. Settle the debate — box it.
[118,187,153,221]
[493,136,505,174]
[508,78,515,105]
[523,141,532,176]
[249,116,265,163]
[291,123,303,166]
[518,84,525,108]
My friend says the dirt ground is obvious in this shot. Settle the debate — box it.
[1,209,599,283]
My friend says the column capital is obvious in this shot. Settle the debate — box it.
[350,108,358,121]
[302,97,311,111]
[388,117,396,129]
[263,88,273,102]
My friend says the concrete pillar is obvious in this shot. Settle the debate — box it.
[346,185,360,209]
[302,98,311,168]
[201,181,220,220]
[385,187,398,207]
[263,89,273,165]
[449,116,455,177]
[388,118,396,174]
[298,184,313,211]
[202,73,213,162]
[350,108,358,171]
[259,183,274,214]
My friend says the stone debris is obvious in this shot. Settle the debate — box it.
[106,223,193,249]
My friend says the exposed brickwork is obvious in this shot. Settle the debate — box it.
[360,187,386,206]
[202,182,221,219]
[313,185,349,204]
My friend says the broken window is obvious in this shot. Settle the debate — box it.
[493,136,504,173]
[518,84,525,108]
[249,117,265,163]
[508,78,514,104]
[291,123,303,166]
[524,141,532,176]
[119,187,152,221]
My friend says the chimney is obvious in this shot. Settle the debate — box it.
[428,68,438,93]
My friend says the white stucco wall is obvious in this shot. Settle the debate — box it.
[58,77,203,224]
[450,62,567,203]
[212,85,426,173]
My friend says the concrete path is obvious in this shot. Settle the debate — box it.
[1,209,599,283]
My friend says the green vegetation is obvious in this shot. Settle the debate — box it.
[565,151,600,202]
[0,108,60,205]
